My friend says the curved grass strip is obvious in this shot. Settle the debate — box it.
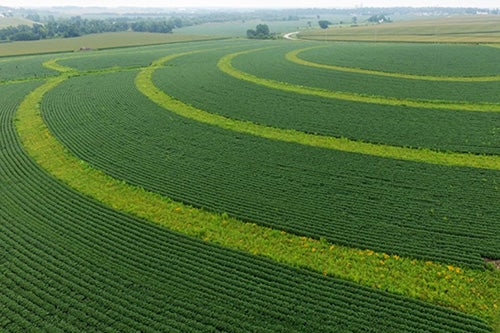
[0,77,49,86]
[287,46,500,82]
[219,49,500,113]
[138,53,500,170]
[43,58,77,73]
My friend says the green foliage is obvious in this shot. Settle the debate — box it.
[318,20,331,29]
[247,24,274,39]
[0,16,180,42]
[368,14,392,23]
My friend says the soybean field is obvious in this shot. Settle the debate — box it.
[1,36,499,332]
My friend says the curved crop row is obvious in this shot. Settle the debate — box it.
[146,51,500,169]
[156,47,500,155]
[37,54,500,270]
[8,42,500,322]
[0,55,59,83]
[10,56,500,326]
[54,38,249,72]
[7,80,497,332]
[5,65,498,332]
[220,48,500,112]
[231,45,500,105]
[292,42,500,77]
[286,46,500,82]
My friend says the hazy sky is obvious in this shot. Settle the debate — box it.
[1,0,498,9]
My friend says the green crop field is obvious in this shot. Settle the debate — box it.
[1,26,499,332]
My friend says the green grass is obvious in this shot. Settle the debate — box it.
[14,53,500,329]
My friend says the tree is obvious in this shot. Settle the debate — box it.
[318,20,331,29]
[255,24,270,37]
[368,14,391,23]
[246,29,257,38]
[246,24,273,39]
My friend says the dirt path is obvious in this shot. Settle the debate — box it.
[283,31,299,40]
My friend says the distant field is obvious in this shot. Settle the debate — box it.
[0,16,35,28]
[299,15,500,43]
[176,15,364,37]
[0,31,219,57]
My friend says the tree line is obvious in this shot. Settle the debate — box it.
[0,16,185,41]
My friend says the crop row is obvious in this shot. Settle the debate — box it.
[40,69,500,267]
[293,42,500,77]
[0,54,59,82]
[154,47,499,155]
[286,47,500,82]
[3,83,494,332]
[24,64,500,324]
[231,44,500,104]
[55,39,254,72]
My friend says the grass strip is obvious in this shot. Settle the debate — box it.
[138,53,500,170]
[287,46,500,82]
[219,48,500,112]
[15,55,500,329]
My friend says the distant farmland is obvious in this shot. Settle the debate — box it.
[1,21,499,332]
[0,31,219,57]
[299,15,500,43]
[0,16,35,28]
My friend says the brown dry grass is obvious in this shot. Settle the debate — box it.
[299,15,500,43]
